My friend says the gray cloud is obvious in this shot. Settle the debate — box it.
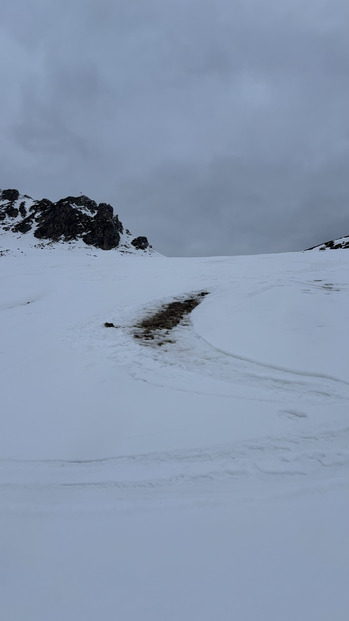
[1,0,348,255]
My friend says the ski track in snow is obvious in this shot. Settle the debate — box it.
[106,319,348,405]
[28,256,344,517]
[1,249,348,512]
[3,307,348,514]
[1,426,348,514]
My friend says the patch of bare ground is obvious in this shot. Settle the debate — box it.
[133,291,209,345]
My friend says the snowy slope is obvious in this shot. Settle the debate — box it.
[306,235,349,251]
[1,238,348,621]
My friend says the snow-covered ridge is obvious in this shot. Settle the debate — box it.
[305,234,349,251]
[0,188,153,253]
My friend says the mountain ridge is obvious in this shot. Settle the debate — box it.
[0,188,151,253]
[305,235,349,251]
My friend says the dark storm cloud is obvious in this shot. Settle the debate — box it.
[1,0,348,255]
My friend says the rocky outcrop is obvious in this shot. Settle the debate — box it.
[0,189,21,221]
[305,236,349,251]
[0,189,20,204]
[31,197,123,250]
[131,236,149,250]
[0,189,151,252]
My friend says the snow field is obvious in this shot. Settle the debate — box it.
[1,240,348,620]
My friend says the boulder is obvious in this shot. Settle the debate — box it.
[131,236,149,250]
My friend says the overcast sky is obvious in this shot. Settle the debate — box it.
[1,0,348,256]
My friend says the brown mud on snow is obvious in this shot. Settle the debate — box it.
[133,291,209,346]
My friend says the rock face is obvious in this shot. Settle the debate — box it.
[0,189,151,252]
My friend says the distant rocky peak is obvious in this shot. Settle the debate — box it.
[0,189,151,252]
[305,236,349,251]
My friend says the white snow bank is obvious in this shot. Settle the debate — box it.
[193,267,349,382]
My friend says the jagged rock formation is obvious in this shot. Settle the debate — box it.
[305,236,349,251]
[0,189,150,252]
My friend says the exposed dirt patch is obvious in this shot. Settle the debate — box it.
[133,291,209,345]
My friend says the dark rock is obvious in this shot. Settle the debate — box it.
[6,206,19,218]
[0,189,20,220]
[31,197,123,250]
[1,206,19,220]
[82,222,120,250]
[62,195,98,212]
[19,202,27,217]
[14,218,34,234]
[305,235,349,251]
[82,203,123,250]
[1,189,151,252]
[1,189,19,203]
[131,236,149,250]
[34,199,85,241]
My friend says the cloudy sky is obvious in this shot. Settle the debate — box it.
[1,0,348,256]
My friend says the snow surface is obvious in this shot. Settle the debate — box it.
[1,237,348,621]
